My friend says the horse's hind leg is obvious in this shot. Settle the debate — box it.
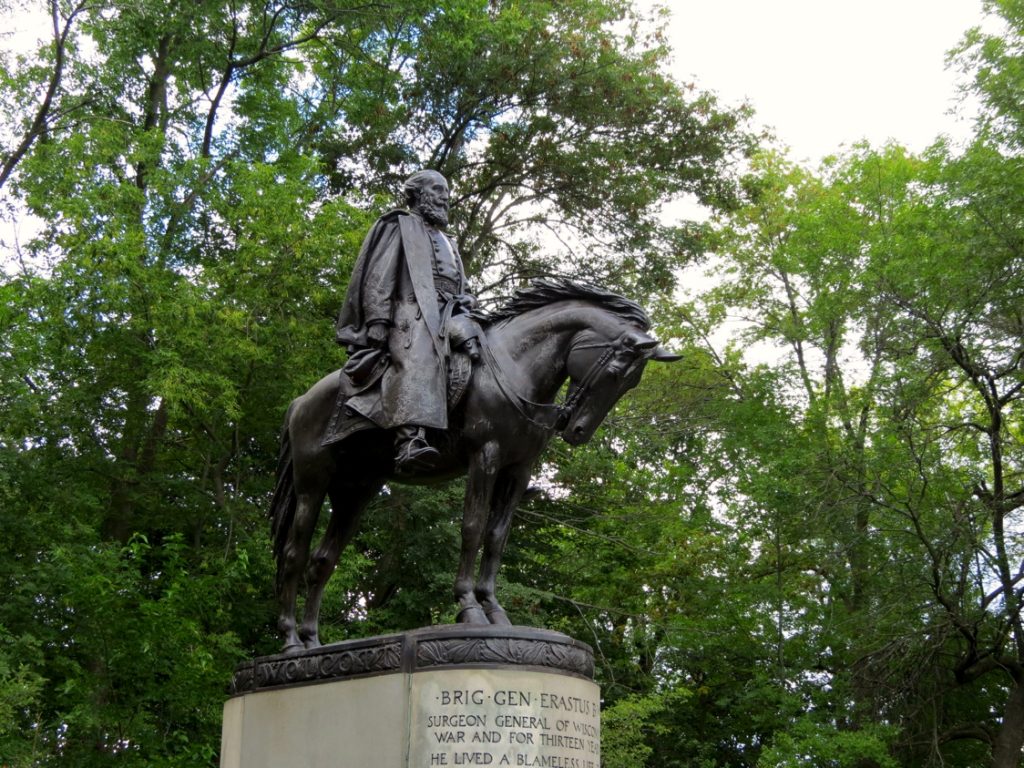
[277,489,327,653]
[299,479,382,648]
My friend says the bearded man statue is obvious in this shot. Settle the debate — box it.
[334,170,481,472]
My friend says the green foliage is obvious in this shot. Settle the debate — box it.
[0,628,45,768]
[32,533,250,766]
[691,42,1024,759]
[3,0,1024,766]
[0,0,752,763]
[758,719,899,768]
[952,0,1024,147]
[601,692,670,768]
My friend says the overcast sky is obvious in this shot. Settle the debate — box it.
[0,0,992,252]
[649,0,987,164]
[3,1,990,165]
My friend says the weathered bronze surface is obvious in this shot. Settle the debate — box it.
[269,171,679,653]
[231,625,595,695]
[333,169,480,471]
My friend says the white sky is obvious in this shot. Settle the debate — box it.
[1,0,992,264]
[641,1,992,363]
[2,1,989,167]
[649,0,986,163]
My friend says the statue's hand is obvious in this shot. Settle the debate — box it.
[366,322,390,348]
[456,293,478,311]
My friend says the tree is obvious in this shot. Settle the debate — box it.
[699,136,1024,766]
[0,0,749,763]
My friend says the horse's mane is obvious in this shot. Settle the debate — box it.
[485,278,651,330]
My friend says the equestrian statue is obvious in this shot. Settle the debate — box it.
[270,170,679,653]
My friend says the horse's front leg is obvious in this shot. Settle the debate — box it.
[456,442,500,624]
[475,466,530,626]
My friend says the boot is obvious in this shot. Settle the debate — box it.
[394,425,440,472]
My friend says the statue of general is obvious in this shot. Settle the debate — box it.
[334,170,481,472]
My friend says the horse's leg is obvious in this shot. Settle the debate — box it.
[456,441,500,624]
[272,371,346,653]
[299,478,382,648]
[277,487,327,653]
[475,466,530,626]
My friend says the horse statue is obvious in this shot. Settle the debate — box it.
[270,279,678,653]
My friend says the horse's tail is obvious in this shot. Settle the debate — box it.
[269,401,297,590]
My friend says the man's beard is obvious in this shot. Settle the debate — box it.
[416,194,449,228]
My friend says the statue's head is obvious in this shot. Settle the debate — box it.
[403,170,450,228]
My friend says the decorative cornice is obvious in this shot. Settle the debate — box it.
[417,636,593,678]
[231,626,594,695]
[232,641,402,694]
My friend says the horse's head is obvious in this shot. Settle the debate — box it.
[559,327,680,446]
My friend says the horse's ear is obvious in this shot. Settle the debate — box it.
[651,346,682,362]
[622,330,658,351]
[624,330,681,361]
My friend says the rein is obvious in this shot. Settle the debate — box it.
[555,342,617,430]
[477,334,622,433]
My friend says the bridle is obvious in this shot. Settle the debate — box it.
[554,340,624,430]
[477,331,641,433]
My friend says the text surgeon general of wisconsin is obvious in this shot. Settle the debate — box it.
[334,170,481,473]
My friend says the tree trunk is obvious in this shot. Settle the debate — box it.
[992,677,1024,768]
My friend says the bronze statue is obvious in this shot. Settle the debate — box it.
[269,172,679,654]
[334,170,480,472]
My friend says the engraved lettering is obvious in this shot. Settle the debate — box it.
[427,714,487,728]
[471,730,501,743]
[540,734,584,750]
[454,752,494,765]
[441,690,486,706]
[433,731,465,744]
[412,672,600,768]
[493,690,531,706]
[570,721,597,738]
[538,694,591,715]
[493,715,548,730]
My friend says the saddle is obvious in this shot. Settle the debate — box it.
[321,351,473,447]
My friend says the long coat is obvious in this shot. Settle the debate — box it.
[336,209,466,430]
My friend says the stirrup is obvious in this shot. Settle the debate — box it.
[395,436,440,472]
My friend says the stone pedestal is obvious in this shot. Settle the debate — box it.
[221,625,600,768]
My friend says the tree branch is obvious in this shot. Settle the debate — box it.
[0,0,87,190]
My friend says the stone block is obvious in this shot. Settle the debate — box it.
[221,626,600,768]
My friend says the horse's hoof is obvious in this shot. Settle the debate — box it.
[303,637,322,650]
[456,605,489,625]
[280,641,305,656]
[485,606,512,626]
